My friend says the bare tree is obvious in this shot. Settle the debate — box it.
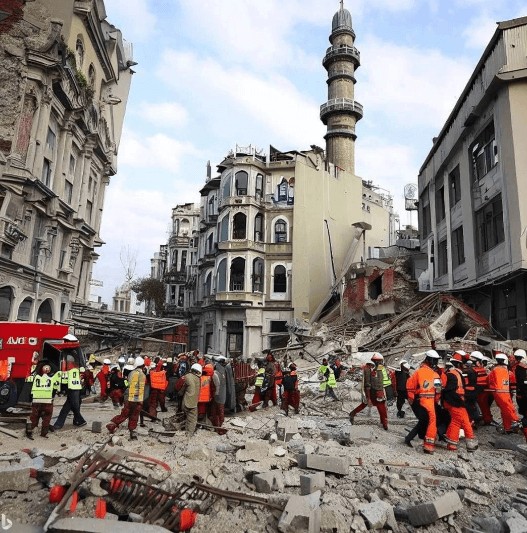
[120,245,138,287]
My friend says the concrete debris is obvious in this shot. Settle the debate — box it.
[300,472,325,495]
[296,454,349,475]
[0,466,30,492]
[278,490,321,533]
[358,500,397,531]
[407,491,463,527]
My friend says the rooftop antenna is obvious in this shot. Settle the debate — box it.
[340,0,344,9]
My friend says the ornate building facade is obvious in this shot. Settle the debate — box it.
[0,0,133,321]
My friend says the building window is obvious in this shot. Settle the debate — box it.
[86,200,93,224]
[230,257,245,291]
[17,298,32,321]
[172,250,178,267]
[219,215,229,242]
[1,243,14,259]
[69,154,76,176]
[269,320,289,350]
[222,176,231,199]
[226,321,243,356]
[217,258,227,291]
[476,194,504,253]
[208,196,215,218]
[204,272,212,296]
[46,127,56,151]
[435,181,445,223]
[252,258,264,292]
[274,219,287,243]
[273,265,287,293]
[255,173,263,199]
[178,286,185,307]
[181,250,187,271]
[254,213,263,242]
[235,171,248,195]
[0,286,14,320]
[41,158,52,187]
[65,180,73,204]
[278,178,288,201]
[452,225,465,268]
[437,239,448,277]
[449,165,461,208]
[471,121,498,181]
[232,212,247,239]
[207,233,214,254]
[59,249,67,269]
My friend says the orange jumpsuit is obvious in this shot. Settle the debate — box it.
[442,368,475,451]
[406,364,440,453]
[488,364,519,431]
[474,364,493,424]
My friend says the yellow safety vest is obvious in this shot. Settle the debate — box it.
[255,368,265,387]
[380,366,392,387]
[25,364,37,383]
[31,374,57,403]
[68,368,82,390]
[327,371,337,388]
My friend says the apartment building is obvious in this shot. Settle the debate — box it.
[0,0,133,321]
[418,17,527,339]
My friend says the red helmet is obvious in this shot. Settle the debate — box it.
[203,364,214,376]
[451,352,464,363]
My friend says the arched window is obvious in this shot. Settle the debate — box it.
[36,299,53,323]
[235,171,248,196]
[233,212,247,239]
[75,38,84,68]
[278,178,288,201]
[0,286,14,321]
[173,219,180,235]
[252,258,264,292]
[217,259,227,292]
[219,215,229,242]
[254,213,263,242]
[222,177,231,199]
[274,219,287,243]
[17,297,33,321]
[204,272,212,296]
[208,195,215,218]
[230,257,245,291]
[255,174,263,199]
[273,265,287,293]
[180,218,190,236]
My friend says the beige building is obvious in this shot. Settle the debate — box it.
[0,0,133,321]
[183,3,398,357]
[418,17,527,339]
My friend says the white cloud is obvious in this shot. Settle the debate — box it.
[104,0,156,42]
[462,12,498,49]
[137,102,189,128]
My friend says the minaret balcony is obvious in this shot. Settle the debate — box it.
[323,45,360,68]
[320,98,364,124]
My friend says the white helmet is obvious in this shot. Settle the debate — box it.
[103,359,111,365]
[118,356,126,363]
[514,349,526,360]
[470,351,484,361]
[134,356,145,368]
[400,359,410,369]
[425,350,440,360]
[191,363,203,374]
[494,353,508,363]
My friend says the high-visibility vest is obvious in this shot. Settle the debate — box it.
[274,363,283,386]
[488,365,510,393]
[447,368,465,398]
[327,370,337,388]
[407,365,440,401]
[199,375,212,402]
[474,366,488,389]
[31,374,58,403]
[68,368,82,390]
[126,369,146,403]
[380,365,392,388]
[150,370,168,390]
[255,368,265,387]
[25,364,37,383]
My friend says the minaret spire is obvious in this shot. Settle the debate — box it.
[320,2,363,173]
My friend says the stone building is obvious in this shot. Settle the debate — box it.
[0,0,133,321]
[178,2,398,357]
[418,17,527,339]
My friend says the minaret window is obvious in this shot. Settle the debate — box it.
[254,213,263,241]
[235,171,248,195]
[273,265,287,293]
[230,257,245,291]
[274,219,287,243]
[232,213,247,239]
[252,258,264,292]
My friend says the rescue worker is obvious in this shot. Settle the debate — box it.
[106,356,147,440]
[27,364,61,439]
[52,356,86,430]
[123,357,135,379]
[249,360,266,411]
[406,350,442,454]
[180,363,202,437]
[459,351,481,424]
[210,361,227,434]
[488,353,521,434]
[263,352,277,407]
[198,363,213,421]
[97,359,111,401]
[318,358,338,401]
[281,363,300,416]
[375,353,394,403]
[331,359,346,380]
[117,356,126,371]
[83,364,95,396]
[349,354,388,429]
[108,365,127,408]
[514,349,527,442]
[472,351,495,425]
[394,359,411,418]
[274,359,284,402]
[148,360,168,416]
[442,353,478,452]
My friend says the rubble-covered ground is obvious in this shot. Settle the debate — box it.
[1,361,527,533]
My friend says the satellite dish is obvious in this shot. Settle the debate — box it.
[404,184,418,211]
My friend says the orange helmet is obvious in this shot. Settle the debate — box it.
[451,352,464,363]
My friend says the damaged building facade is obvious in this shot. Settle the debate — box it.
[418,17,527,340]
[158,3,399,356]
[0,0,133,322]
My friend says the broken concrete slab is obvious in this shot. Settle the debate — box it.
[236,440,271,462]
[296,454,349,475]
[503,509,527,533]
[348,425,373,444]
[359,500,397,531]
[278,490,321,533]
[276,418,299,442]
[0,466,30,492]
[463,488,491,507]
[48,518,169,532]
[300,472,325,495]
[253,471,285,493]
[408,491,463,527]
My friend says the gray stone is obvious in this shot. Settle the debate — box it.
[408,491,463,527]
[359,500,397,531]
[287,439,305,454]
[49,518,168,532]
[253,471,285,493]
[503,509,527,533]
[183,445,210,461]
[348,425,373,443]
[216,442,236,453]
[278,490,321,533]
[463,488,491,507]
[283,470,301,487]
[296,454,348,475]
[91,421,102,433]
[472,516,505,533]
[300,472,325,495]
[0,466,30,492]
[276,418,299,442]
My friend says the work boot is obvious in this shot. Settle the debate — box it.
[396,410,405,419]
[349,412,355,425]
[26,429,34,440]
[466,438,479,452]
[403,437,413,448]
[40,432,49,439]
[129,431,138,440]
[106,423,117,434]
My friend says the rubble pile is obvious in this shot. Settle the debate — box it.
[1,387,527,532]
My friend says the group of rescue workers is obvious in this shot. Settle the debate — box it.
[350,348,527,454]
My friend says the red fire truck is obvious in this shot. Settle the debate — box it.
[0,322,86,407]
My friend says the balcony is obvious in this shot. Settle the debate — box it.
[320,98,363,124]
[218,240,265,253]
[323,45,360,68]
[215,291,265,305]
[164,270,187,284]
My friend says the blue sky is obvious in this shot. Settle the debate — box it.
[91,0,527,303]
